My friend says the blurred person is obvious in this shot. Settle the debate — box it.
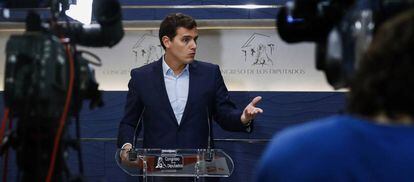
[256,9,414,182]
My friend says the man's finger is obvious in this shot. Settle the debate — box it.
[250,96,262,106]
[255,108,263,114]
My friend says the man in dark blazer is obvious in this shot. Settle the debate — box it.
[118,13,263,164]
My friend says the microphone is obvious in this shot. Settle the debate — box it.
[128,107,145,161]
[206,107,213,162]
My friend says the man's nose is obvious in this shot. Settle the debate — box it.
[190,40,197,50]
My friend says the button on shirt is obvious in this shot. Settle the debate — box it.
[162,57,189,125]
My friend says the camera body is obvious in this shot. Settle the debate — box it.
[5,33,69,118]
[4,31,103,118]
[1,0,123,180]
[277,0,414,89]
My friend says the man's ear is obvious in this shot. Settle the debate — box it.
[162,36,171,48]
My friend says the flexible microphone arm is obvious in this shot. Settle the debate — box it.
[206,107,213,162]
[128,107,145,161]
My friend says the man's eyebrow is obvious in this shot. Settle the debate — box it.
[181,35,198,39]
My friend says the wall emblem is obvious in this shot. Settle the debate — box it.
[241,33,276,67]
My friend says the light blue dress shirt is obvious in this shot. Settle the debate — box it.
[162,57,189,125]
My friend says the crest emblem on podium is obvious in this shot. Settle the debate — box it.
[155,156,167,169]
[154,150,184,170]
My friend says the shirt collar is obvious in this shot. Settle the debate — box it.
[162,55,189,77]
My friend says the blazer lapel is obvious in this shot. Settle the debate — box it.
[152,59,179,127]
[179,61,198,127]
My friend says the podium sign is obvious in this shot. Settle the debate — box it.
[115,149,234,180]
[154,150,184,170]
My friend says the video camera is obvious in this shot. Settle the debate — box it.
[277,0,414,89]
[0,0,124,181]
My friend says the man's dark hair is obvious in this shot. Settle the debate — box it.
[159,13,197,49]
[347,9,414,119]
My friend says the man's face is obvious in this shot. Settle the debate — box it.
[164,27,198,64]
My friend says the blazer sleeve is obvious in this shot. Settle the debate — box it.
[117,70,144,148]
[212,65,251,132]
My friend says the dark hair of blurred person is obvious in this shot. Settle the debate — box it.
[347,10,414,122]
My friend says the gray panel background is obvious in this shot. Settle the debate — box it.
[0,28,334,91]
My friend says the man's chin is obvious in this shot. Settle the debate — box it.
[183,59,194,64]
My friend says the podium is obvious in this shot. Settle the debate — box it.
[115,149,234,181]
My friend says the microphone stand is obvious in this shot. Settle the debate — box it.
[206,108,214,162]
[128,107,145,161]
